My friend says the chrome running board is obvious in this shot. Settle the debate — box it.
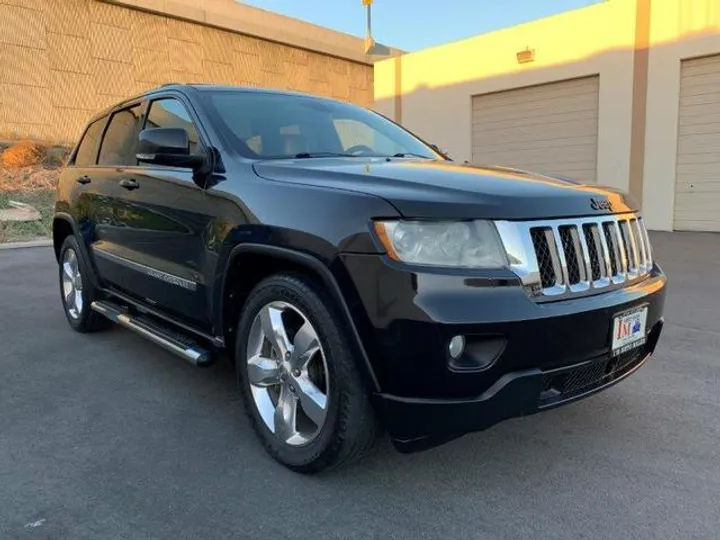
[91,300,214,367]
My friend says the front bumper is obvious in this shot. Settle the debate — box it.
[375,320,662,452]
[338,254,667,450]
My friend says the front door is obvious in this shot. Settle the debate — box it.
[94,97,214,328]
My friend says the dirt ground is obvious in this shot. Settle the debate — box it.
[0,166,60,193]
[0,142,66,243]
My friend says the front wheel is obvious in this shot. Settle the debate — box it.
[236,273,379,473]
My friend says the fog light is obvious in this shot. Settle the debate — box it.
[448,335,466,359]
[448,335,506,372]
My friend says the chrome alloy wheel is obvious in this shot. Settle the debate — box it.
[246,301,330,446]
[61,248,83,319]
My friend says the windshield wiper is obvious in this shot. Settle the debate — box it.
[391,153,434,159]
[293,152,356,159]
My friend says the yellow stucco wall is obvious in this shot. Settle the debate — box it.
[375,0,638,194]
[0,0,374,145]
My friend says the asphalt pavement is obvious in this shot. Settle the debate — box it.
[1,232,719,540]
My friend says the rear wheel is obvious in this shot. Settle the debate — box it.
[58,236,112,332]
[236,273,379,473]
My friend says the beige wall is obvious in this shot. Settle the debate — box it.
[107,0,391,65]
[375,0,639,194]
[0,0,374,145]
[643,0,720,231]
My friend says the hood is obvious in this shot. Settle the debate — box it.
[252,158,638,220]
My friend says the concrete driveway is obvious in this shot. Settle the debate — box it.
[1,232,719,540]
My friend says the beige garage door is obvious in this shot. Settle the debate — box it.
[675,55,720,231]
[471,76,599,183]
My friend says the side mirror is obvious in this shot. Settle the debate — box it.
[136,128,205,170]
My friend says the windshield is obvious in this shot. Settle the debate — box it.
[202,90,440,160]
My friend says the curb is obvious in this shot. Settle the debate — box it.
[0,239,53,250]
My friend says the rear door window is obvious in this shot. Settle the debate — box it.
[98,104,144,167]
[74,118,106,167]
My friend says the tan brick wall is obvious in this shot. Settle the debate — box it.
[0,0,374,145]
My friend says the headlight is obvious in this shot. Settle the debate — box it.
[373,220,507,268]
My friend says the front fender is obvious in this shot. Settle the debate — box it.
[215,243,381,392]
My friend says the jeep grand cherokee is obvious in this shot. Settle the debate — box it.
[53,84,666,473]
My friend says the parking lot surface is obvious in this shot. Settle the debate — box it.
[1,232,719,540]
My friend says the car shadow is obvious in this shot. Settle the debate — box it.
[196,342,648,490]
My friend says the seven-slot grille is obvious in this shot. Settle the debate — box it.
[532,215,651,296]
[495,213,653,301]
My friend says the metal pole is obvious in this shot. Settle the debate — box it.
[366,3,372,40]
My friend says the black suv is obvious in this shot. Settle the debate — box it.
[53,84,666,472]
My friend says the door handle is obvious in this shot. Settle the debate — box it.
[119,178,140,190]
[76,175,91,185]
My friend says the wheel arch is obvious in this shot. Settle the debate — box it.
[53,213,101,289]
[53,213,77,262]
[218,244,381,392]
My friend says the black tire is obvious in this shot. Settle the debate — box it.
[236,273,379,473]
[58,235,113,333]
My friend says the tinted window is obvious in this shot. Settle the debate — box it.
[145,98,200,154]
[203,91,440,160]
[98,104,144,167]
[74,118,105,166]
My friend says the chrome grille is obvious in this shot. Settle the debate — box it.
[495,213,653,301]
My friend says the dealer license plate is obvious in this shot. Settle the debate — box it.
[611,306,648,356]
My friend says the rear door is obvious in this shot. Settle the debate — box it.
[89,102,147,291]
[60,115,107,242]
